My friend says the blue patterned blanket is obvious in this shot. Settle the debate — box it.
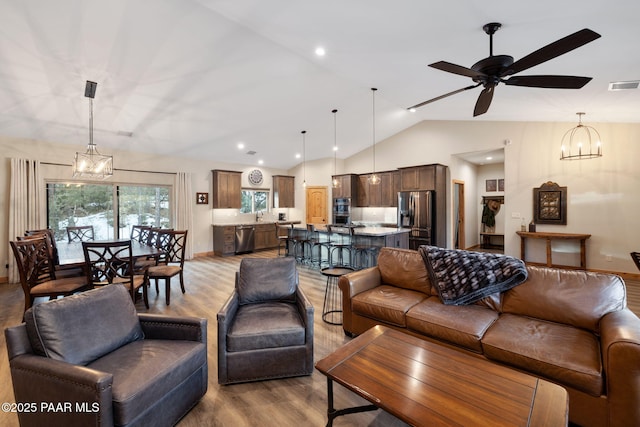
[419,246,528,306]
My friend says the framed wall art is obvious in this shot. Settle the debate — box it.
[196,192,209,205]
[498,179,504,192]
[485,179,497,192]
[533,181,567,225]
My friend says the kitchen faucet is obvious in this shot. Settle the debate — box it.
[256,211,263,222]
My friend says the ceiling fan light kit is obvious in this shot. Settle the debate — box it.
[408,23,601,116]
[560,112,602,160]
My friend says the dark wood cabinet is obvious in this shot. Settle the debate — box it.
[254,223,278,250]
[212,170,241,209]
[399,165,437,191]
[273,175,295,208]
[356,171,398,207]
[331,174,358,199]
[213,226,236,256]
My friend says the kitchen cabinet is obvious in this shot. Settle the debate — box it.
[254,223,278,250]
[399,165,437,191]
[331,174,358,199]
[273,175,295,208]
[212,170,241,209]
[213,226,236,256]
[356,171,398,207]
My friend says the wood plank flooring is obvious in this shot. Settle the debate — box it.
[1,250,639,427]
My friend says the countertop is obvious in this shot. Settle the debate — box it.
[294,225,410,237]
[212,221,301,227]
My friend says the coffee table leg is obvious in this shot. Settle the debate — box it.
[325,377,379,426]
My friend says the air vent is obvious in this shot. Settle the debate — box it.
[608,80,640,91]
[246,150,256,155]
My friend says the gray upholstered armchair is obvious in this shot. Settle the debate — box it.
[217,257,314,385]
[4,285,207,427]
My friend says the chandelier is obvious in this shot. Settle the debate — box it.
[368,88,380,185]
[72,81,113,179]
[331,109,340,188]
[560,112,602,160]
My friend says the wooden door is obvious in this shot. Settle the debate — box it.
[306,186,328,225]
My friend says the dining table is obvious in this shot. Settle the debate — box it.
[57,239,165,267]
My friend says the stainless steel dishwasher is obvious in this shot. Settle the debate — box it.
[235,225,255,254]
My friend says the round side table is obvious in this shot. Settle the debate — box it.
[320,267,354,325]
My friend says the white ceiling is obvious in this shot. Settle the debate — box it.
[1,0,638,170]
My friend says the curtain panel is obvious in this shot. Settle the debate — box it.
[174,172,193,259]
[8,158,42,283]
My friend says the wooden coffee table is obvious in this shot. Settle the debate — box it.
[315,325,568,427]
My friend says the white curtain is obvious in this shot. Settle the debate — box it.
[174,172,193,259]
[8,158,42,283]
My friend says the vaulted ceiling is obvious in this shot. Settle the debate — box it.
[1,0,638,169]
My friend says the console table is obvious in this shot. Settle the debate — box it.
[516,231,591,269]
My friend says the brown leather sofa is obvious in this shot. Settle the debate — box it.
[339,247,640,427]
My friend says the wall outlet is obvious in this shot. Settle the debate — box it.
[511,212,521,219]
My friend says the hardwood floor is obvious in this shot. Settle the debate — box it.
[1,250,639,427]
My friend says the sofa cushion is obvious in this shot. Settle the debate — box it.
[482,313,603,396]
[502,266,626,333]
[406,297,499,353]
[24,285,144,366]
[237,257,297,305]
[88,339,206,426]
[352,285,426,327]
[377,247,431,294]
[227,302,305,352]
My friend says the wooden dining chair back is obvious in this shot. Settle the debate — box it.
[25,229,85,278]
[148,230,188,305]
[10,236,91,312]
[66,225,95,242]
[130,225,151,244]
[82,240,148,308]
[631,252,640,272]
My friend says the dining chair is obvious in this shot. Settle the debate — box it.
[25,229,85,278]
[130,225,151,243]
[148,230,187,305]
[66,225,95,242]
[10,236,92,313]
[82,240,149,308]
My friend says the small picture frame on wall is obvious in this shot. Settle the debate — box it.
[196,192,209,205]
[485,179,497,192]
[498,179,504,192]
[533,181,567,225]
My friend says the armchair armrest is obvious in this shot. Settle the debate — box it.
[295,286,315,340]
[216,291,239,384]
[138,314,207,343]
[9,354,114,427]
[600,308,640,426]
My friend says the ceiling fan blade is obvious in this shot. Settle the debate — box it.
[473,85,495,117]
[408,84,480,110]
[503,28,601,76]
[504,75,592,89]
[429,61,487,79]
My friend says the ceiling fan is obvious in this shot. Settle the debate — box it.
[408,23,601,116]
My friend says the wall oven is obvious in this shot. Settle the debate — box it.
[332,198,351,225]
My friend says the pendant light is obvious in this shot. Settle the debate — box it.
[560,112,603,160]
[301,130,307,187]
[368,88,380,185]
[72,81,113,179]
[331,109,340,188]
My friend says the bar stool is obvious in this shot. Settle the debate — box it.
[291,226,310,264]
[320,266,354,325]
[349,227,381,270]
[327,225,354,268]
[306,224,331,269]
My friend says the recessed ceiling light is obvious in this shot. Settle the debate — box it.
[408,108,416,113]
[295,153,301,159]
[237,142,245,149]
[258,159,264,165]
[486,156,493,160]
[333,146,338,152]
[315,47,326,57]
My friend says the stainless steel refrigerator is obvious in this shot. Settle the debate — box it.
[397,191,434,250]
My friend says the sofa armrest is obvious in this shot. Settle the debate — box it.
[9,354,114,427]
[600,308,640,426]
[338,267,382,299]
[138,314,207,343]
